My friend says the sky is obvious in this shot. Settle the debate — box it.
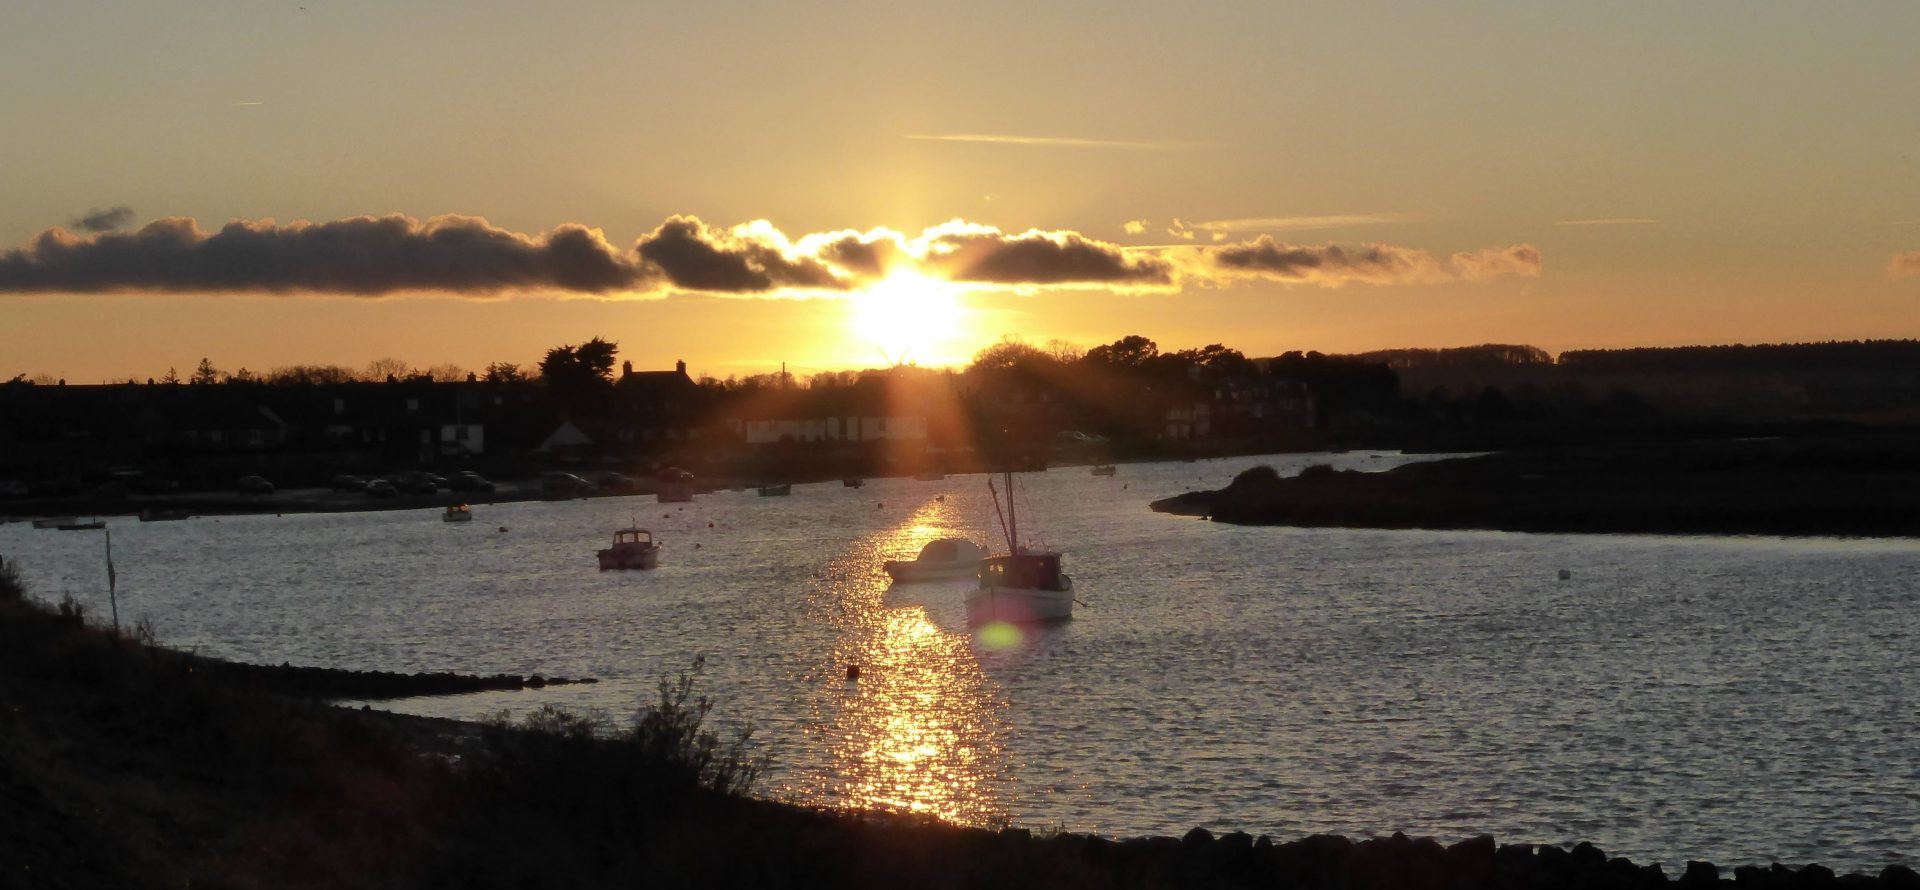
[2,0,1918,382]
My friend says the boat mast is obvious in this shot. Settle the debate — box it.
[1005,470,1019,554]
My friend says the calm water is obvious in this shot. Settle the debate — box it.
[5,452,1917,871]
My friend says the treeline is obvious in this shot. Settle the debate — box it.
[1558,339,1920,373]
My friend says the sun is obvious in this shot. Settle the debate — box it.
[848,270,970,365]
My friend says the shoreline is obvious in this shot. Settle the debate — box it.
[1152,436,1920,539]
[4,568,1916,887]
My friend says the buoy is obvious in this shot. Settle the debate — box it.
[498,526,509,533]
[694,543,702,550]
[1557,569,1572,581]
[846,664,860,682]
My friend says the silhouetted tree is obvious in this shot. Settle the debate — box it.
[364,357,413,382]
[483,362,526,383]
[192,358,221,385]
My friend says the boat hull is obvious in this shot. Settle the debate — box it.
[966,577,1074,624]
[443,513,473,523]
[597,547,660,570]
[883,559,982,583]
[32,517,77,529]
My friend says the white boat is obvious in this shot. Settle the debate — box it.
[966,471,1074,624]
[597,528,661,570]
[884,538,987,583]
[1090,464,1117,476]
[443,504,473,523]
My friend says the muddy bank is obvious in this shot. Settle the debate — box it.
[1152,435,1920,537]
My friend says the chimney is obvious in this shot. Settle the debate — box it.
[622,360,633,377]
[675,360,686,375]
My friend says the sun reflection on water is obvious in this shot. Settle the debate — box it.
[781,499,1011,826]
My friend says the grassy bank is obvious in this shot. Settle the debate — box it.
[3,564,1915,888]
[1152,435,1920,537]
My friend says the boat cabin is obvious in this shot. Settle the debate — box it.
[980,552,1068,591]
[612,528,655,546]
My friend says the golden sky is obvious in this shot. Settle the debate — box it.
[2,1,1917,381]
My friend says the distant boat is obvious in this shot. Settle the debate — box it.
[32,517,77,529]
[757,484,792,497]
[138,508,192,522]
[842,478,865,488]
[443,504,473,523]
[884,538,987,583]
[968,471,1074,624]
[56,519,106,531]
[912,471,945,482]
[597,528,661,570]
[1090,464,1117,476]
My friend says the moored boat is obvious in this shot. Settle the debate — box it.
[443,504,473,523]
[56,519,106,531]
[1090,464,1117,476]
[884,538,987,583]
[966,471,1074,625]
[842,478,865,488]
[597,528,661,570]
[32,517,77,529]
[912,471,945,481]
[757,484,791,497]
[657,467,695,503]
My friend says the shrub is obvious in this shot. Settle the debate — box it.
[1229,465,1282,488]
[0,559,22,601]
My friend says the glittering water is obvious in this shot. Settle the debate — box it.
[6,451,1917,872]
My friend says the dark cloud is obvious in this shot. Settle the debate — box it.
[635,216,847,293]
[0,212,1537,297]
[0,215,641,295]
[69,206,135,233]
[1197,236,1540,285]
[923,226,1174,286]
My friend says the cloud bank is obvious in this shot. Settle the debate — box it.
[0,212,1539,297]
[69,206,135,233]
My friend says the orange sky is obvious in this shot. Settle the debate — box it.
[3,2,1917,382]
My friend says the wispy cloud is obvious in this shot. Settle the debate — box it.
[904,133,1194,150]
[68,206,135,233]
[234,100,265,106]
[1888,251,1920,280]
[1181,214,1408,234]
[1553,217,1661,226]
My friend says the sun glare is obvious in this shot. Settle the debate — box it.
[848,271,969,365]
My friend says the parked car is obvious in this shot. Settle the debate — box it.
[449,471,496,493]
[364,479,400,498]
[594,471,639,493]
[541,472,593,496]
[236,475,275,495]
[330,474,367,492]
[386,471,439,494]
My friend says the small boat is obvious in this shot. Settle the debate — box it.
[1090,464,1117,476]
[757,484,792,497]
[139,508,192,522]
[33,517,78,529]
[912,471,945,482]
[842,478,865,488]
[968,471,1074,624]
[597,528,661,570]
[56,520,106,531]
[443,504,473,523]
[884,538,987,583]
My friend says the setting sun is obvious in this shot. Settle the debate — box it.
[847,271,971,366]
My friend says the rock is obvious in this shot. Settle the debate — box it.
[1571,841,1607,869]
[1795,864,1836,888]
[1683,860,1721,887]
[998,827,1031,843]
[1733,864,1769,886]
[1882,865,1920,890]
[1182,827,1213,848]
[1217,831,1253,853]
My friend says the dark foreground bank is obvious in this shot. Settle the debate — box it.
[1152,435,1920,537]
[3,567,1913,889]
